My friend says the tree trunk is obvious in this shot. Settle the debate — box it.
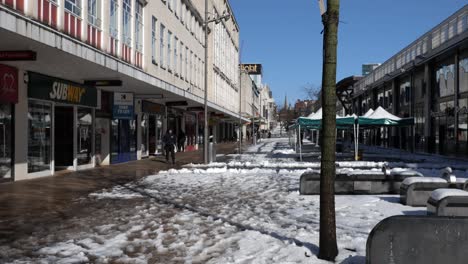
[318,0,340,261]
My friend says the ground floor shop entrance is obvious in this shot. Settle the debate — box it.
[111,119,137,163]
[27,72,97,177]
[0,103,13,181]
[54,106,74,170]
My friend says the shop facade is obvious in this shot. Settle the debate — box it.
[26,72,97,177]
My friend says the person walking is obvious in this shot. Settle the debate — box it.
[177,130,186,152]
[162,129,177,165]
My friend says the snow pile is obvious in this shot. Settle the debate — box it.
[273,149,296,155]
[402,177,447,185]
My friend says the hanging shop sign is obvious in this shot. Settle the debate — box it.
[142,100,165,114]
[0,64,18,103]
[113,92,134,119]
[28,72,97,107]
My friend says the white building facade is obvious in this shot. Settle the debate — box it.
[0,0,246,182]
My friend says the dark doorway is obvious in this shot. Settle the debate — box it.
[439,125,446,155]
[55,106,74,170]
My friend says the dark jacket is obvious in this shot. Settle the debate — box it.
[178,132,186,142]
[162,133,177,147]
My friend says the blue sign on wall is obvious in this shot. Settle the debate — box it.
[113,92,134,119]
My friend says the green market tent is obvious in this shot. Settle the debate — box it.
[292,106,414,161]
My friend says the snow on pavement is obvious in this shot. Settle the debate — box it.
[1,138,426,264]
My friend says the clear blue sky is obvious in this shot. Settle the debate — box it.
[229,0,467,108]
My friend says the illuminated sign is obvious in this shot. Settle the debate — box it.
[240,64,262,75]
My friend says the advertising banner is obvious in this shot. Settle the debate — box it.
[113,92,134,119]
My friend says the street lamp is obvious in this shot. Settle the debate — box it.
[203,1,231,164]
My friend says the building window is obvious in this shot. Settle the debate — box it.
[152,17,157,63]
[179,42,183,77]
[167,31,172,71]
[174,37,178,74]
[160,24,165,67]
[135,0,143,52]
[122,0,132,46]
[185,47,188,80]
[65,0,82,16]
[174,0,178,17]
[88,0,101,28]
[436,59,455,97]
[168,0,172,11]
[181,3,185,24]
[110,0,118,38]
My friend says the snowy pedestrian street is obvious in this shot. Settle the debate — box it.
[1,138,427,264]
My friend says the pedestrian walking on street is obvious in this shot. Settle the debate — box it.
[177,130,186,152]
[162,129,177,164]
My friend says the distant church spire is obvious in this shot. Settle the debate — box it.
[283,94,288,110]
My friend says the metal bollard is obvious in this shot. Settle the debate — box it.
[209,142,216,163]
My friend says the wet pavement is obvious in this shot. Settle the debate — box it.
[0,142,242,245]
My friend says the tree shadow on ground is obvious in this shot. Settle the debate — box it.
[402,210,427,216]
[111,179,320,257]
[339,255,366,264]
[378,196,400,204]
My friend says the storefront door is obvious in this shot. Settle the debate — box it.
[54,106,74,171]
[111,118,137,163]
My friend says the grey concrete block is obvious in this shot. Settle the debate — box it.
[367,215,468,264]
[427,189,468,216]
[299,172,418,195]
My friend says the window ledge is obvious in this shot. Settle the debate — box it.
[152,59,158,66]
[161,65,166,70]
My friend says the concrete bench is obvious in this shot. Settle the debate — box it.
[299,169,421,195]
[367,215,468,264]
[401,167,468,206]
[400,178,466,206]
[427,188,468,216]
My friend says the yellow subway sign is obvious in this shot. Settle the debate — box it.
[28,72,97,107]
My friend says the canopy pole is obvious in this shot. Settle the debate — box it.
[299,125,303,161]
[353,124,357,161]
[356,123,360,161]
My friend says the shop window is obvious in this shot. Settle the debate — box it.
[77,108,93,165]
[141,114,149,156]
[458,99,468,145]
[436,61,455,97]
[460,54,468,93]
[0,104,12,180]
[28,102,52,173]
